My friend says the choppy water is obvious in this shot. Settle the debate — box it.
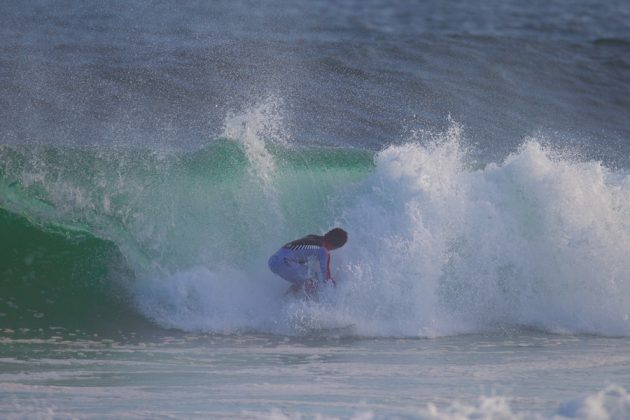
[2,332,630,418]
[2,0,630,418]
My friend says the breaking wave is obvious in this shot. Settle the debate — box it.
[2,101,630,338]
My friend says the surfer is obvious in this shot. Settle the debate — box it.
[268,228,348,296]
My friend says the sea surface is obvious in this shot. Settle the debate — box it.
[1,0,630,418]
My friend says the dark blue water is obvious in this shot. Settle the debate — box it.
[2,0,629,164]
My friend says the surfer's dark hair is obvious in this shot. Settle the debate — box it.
[324,228,347,249]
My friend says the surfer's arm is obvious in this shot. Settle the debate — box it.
[319,249,335,286]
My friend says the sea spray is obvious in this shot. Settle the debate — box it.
[330,132,630,337]
[2,115,630,337]
[140,120,630,337]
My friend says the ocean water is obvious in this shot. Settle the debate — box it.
[2,0,630,418]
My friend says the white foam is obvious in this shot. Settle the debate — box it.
[133,265,286,333]
[331,128,630,337]
[132,121,630,337]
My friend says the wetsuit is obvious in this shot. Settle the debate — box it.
[268,235,330,285]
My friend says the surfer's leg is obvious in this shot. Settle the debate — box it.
[269,250,312,296]
[270,252,306,281]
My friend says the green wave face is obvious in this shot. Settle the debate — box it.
[0,141,374,334]
[0,207,145,335]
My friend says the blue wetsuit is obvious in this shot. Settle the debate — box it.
[268,235,329,285]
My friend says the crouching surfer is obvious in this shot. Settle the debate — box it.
[268,228,348,297]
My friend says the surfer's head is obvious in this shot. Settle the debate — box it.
[323,228,348,250]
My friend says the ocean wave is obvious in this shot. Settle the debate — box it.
[2,103,630,337]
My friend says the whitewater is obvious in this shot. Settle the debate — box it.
[137,115,630,338]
